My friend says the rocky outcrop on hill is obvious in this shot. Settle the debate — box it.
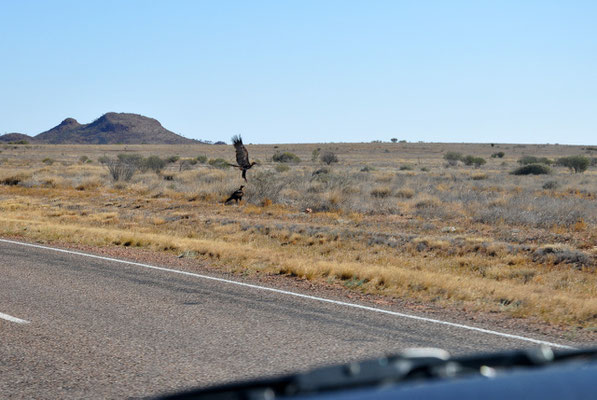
[35,113,198,144]
[0,133,36,143]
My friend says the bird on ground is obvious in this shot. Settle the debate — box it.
[224,185,245,205]
[228,135,256,182]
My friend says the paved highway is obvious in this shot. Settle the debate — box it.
[0,239,579,399]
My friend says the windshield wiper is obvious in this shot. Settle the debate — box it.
[157,346,597,400]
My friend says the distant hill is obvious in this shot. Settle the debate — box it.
[35,113,199,144]
[0,133,36,143]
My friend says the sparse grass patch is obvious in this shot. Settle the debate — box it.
[370,186,392,198]
[0,142,595,331]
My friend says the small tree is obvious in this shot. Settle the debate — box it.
[320,151,338,165]
[104,158,137,181]
[462,155,486,168]
[556,155,590,173]
[391,138,398,143]
[117,153,143,168]
[273,151,301,163]
[143,156,166,173]
[443,152,462,166]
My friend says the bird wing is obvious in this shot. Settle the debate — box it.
[232,135,251,168]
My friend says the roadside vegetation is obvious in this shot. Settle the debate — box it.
[0,142,595,331]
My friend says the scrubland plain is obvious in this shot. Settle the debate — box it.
[1,141,596,333]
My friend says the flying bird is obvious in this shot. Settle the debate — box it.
[224,185,245,205]
[229,135,256,181]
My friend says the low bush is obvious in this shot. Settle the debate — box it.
[518,156,552,165]
[179,158,198,171]
[443,152,462,166]
[105,159,137,181]
[542,180,559,190]
[208,158,230,169]
[394,188,415,199]
[273,151,301,163]
[370,186,392,198]
[117,154,143,167]
[511,164,551,175]
[143,156,167,173]
[462,155,486,167]
[2,176,22,185]
[556,155,590,173]
[311,148,321,162]
[320,151,338,165]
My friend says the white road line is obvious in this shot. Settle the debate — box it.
[0,238,576,349]
[0,311,30,324]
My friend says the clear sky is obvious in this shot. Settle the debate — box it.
[1,0,596,144]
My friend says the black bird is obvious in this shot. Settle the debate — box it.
[229,135,256,182]
[224,185,245,205]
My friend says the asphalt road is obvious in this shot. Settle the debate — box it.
[0,239,579,399]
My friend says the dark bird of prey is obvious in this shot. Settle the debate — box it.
[229,135,256,181]
[224,185,244,205]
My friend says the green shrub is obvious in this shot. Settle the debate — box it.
[116,154,144,171]
[518,156,552,165]
[443,152,462,166]
[491,152,505,158]
[143,155,167,173]
[511,163,552,175]
[556,155,590,173]
[273,151,301,163]
[166,155,180,164]
[208,158,230,169]
[320,151,338,165]
[196,155,208,163]
[275,164,290,173]
[42,158,54,165]
[462,155,486,167]
[311,148,321,162]
[399,164,414,171]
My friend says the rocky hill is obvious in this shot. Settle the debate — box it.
[0,133,36,143]
[34,113,198,144]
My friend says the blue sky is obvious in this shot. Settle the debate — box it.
[1,1,595,144]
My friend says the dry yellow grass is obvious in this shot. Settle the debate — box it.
[1,142,596,330]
